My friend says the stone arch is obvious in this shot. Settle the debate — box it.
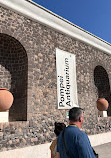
[94,65,111,116]
[0,33,28,121]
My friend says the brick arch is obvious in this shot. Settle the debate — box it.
[0,28,29,53]
[0,33,28,121]
[94,65,111,116]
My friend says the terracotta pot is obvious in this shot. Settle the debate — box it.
[97,98,109,111]
[0,88,14,111]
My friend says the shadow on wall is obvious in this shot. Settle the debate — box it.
[0,33,28,121]
[94,65,111,116]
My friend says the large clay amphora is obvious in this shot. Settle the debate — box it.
[0,88,14,111]
[97,98,109,111]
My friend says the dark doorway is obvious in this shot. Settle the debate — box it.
[94,65,111,116]
[0,33,28,121]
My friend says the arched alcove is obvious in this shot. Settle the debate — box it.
[94,65,111,116]
[0,33,28,121]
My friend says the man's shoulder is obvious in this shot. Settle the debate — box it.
[64,126,86,139]
[67,127,88,140]
[76,130,90,144]
[58,126,87,140]
[66,126,84,134]
[77,130,87,138]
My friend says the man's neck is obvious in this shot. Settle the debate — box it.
[69,121,81,129]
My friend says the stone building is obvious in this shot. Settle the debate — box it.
[0,0,111,157]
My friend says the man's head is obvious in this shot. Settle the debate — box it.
[69,107,84,129]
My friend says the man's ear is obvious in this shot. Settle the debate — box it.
[79,116,82,122]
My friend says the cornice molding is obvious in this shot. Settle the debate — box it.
[0,0,111,54]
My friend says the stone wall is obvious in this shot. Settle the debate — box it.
[0,6,111,151]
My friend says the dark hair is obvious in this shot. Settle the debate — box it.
[54,122,66,136]
[69,107,83,122]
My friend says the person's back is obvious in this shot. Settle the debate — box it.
[50,122,66,158]
[57,125,95,158]
[57,107,96,158]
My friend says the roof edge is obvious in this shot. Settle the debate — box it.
[0,0,111,54]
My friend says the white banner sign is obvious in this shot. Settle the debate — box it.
[56,48,78,109]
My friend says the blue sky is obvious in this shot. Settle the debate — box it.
[32,0,111,44]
